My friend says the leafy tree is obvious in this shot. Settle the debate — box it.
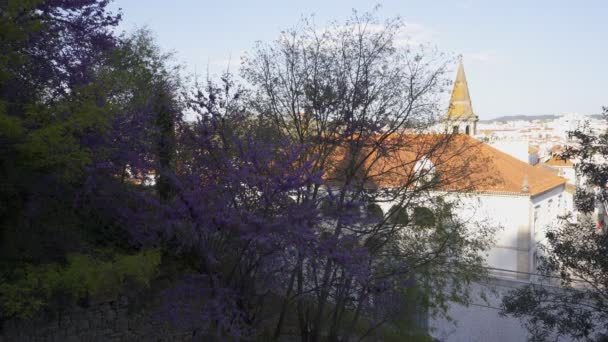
[0,0,121,265]
[242,10,494,341]
[139,76,323,340]
[0,2,179,323]
[501,107,608,341]
[0,250,161,320]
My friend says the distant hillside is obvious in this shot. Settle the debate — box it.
[480,115,558,123]
[480,114,603,123]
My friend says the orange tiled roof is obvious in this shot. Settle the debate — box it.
[324,134,565,196]
[536,164,559,175]
[545,155,574,167]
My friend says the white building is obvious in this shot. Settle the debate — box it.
[369,133,568,341]
[488,139,529,164]
[424,62,568,341]
[362,131,566,340]
[327,61,570,340]
[541,156,576,184]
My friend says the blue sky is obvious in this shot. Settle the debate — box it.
[109,0,607,119]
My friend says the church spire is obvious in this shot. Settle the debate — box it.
[447,60,475,119]
[443,59,479,136]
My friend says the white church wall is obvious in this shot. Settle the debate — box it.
[432,187,568,342]
[374,186,566,341]
[447,192,531,277]
[530,185,567,273]
[377,185,565,279]
[379,191,534,277]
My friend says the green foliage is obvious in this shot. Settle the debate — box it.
[0,0,44,84]
[0,0,177,332]
[501,108,608,341]
[0,250,161,319]
[374,286,431,341]
[0,110,23,139]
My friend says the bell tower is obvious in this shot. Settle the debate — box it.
[445,60,478,135]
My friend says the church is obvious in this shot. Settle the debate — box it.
[376,61,568,283]
[371,61,569,341]
[324,60,569,341]
[434,61,567,279]
[427,62,568,341]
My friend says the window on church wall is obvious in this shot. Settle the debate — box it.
[413,207,435,227]
[366,203,384,222]
[465,125,470,135]
[388,205,409,226]
[452,126,459,134]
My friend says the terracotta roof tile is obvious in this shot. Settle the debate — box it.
[545,156,574,167]
[324,134,565,196]
[536,164,559,176]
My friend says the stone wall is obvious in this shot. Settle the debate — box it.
[0,297,195,342]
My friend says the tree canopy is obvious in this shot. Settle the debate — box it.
[501,107,608,342]
[0,3,494,341]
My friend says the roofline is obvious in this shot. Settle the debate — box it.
[530,182,566,198]
[437,182,567,198]
[326,182,567,198]
[438,189,530,197]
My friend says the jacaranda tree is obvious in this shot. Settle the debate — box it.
[241,10,495,341]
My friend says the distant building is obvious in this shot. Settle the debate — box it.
[488,139,529,163]
[542,155,576,184]
[528,145,539,165]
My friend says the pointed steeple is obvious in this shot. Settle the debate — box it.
[447,60,475,119]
